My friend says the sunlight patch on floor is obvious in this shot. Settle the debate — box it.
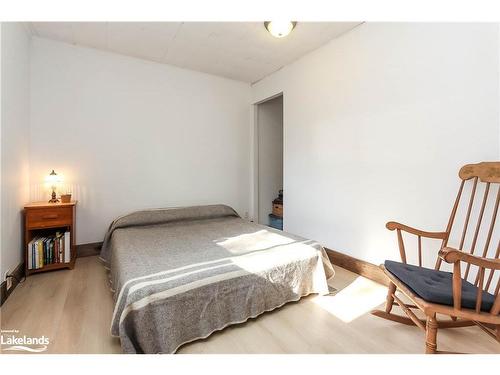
[313,276,387,323]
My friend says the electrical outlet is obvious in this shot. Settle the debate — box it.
[244,211,249,220]
[4,271,12,290]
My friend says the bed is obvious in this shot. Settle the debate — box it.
[100,204,334,354]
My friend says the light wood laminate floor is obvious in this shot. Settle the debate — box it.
[1,256,498,354]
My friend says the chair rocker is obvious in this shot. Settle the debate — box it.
[372,162,500,353]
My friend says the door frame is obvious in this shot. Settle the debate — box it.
[251,92,284,225]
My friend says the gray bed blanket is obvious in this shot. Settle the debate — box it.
[100,204,334,354]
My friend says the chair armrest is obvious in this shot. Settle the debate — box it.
[386,221,448,239]
[439,247,500,270]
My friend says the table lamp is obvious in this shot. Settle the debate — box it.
[46,170,62,203]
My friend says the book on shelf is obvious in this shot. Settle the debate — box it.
[64,231,70,263]
[27,231,71,270]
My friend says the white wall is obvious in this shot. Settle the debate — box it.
[257,95,283,225]
[1,23,31,280]
[252,23,500,266]
[30,37,252,244]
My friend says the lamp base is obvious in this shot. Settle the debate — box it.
[48,190,59,203]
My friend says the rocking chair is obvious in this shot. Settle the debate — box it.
[372,162,500,353]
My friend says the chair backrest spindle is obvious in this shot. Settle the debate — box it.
[465,181,490,279]
[459,177,478,253]
[397,229,407,264]
[417,235,422,267]
[482,187,499,260]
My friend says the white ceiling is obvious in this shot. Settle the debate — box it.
[29,22,361,83]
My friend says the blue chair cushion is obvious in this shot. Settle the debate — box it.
[384,260,495,312]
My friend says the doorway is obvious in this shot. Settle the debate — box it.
[255,94,283,228]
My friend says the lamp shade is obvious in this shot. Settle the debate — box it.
[45,170,62,186]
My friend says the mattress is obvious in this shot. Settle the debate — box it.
[100,204,334,353]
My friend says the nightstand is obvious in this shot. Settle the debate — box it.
[24,201,77,276]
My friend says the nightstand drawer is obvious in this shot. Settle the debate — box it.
[26,207,73,229]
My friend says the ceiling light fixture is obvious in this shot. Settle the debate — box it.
[264,21,297,38]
